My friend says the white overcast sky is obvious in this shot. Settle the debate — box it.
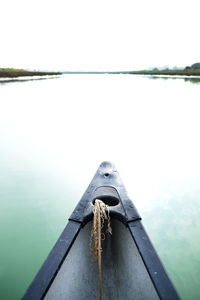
[1,0,200,71]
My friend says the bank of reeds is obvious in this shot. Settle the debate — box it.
[128,69,200,76]
[0,68,61,78]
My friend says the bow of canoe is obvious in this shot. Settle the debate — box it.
[22,161,180,300]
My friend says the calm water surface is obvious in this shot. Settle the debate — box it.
[0,74,200,299]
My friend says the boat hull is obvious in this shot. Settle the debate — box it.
[22,162,180,300]
[45,219,159,300]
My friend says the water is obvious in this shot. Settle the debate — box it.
[0,74,200,299]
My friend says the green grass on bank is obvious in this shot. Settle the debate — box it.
[2,67,200,77]
[64,69,200,76]
[128,69,200,76]
[0,68,61,78]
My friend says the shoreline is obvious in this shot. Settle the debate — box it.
[1,68,200,79]
[0,68,61,78]
[126,70,200,76]
[63,70,200,76]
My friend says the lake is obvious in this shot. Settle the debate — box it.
[0,74,200,299]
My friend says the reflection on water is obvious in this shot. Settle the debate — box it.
[143,179,200,300]
[183,77,200,84]
[148,74,200,84]
[0,75,61,84]
[0,74,200,300]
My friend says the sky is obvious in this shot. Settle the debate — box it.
[1,0,200,71]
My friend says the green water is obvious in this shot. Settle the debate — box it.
[0,75,200,299]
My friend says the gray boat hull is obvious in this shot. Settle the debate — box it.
[22,162,180,300]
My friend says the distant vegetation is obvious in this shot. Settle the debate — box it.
[128,69,200,76]
[63,63,200,76]
[2,62,199,78]
[128,62,200,76]
[0,68,61,78]
[185,63,200,70]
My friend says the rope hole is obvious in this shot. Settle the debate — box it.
[92,196,119,207]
